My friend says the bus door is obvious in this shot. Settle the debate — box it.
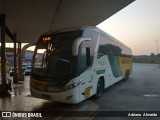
[78,40,94,101]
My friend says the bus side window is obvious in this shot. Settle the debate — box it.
[79,47,90,70]
[78,42,91,70]
[98,45,106,58]
[86,47,90,66]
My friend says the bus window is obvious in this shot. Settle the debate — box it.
[78,41,91,71]
[34,49,46,68]
[98,35,123,57]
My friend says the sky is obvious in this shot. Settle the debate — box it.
[97,0,160,55]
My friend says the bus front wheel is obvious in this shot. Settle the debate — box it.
[94,79,104,99]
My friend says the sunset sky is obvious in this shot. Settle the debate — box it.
[97,0,160,55]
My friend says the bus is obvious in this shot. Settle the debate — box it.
[30,26,132,104]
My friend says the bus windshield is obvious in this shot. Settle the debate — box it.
[32,31,82,84]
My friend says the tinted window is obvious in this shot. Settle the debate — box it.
[83,30,98,57]
[98,35,124,58]
[32,30,83,83]
[78,41,91,71]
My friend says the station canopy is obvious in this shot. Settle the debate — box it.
[1,0,135,43]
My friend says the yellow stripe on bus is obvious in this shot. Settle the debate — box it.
[118,57,132,78]
[31,77,49,88]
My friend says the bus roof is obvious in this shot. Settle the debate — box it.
[41,26,132,52]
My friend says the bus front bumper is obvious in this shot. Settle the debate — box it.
[30,86,80,104]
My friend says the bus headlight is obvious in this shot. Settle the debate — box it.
[62,79,82,91]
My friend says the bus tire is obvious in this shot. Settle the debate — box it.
[124,70,130,81]
[94,79,104,99]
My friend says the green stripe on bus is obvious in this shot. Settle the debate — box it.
[96,70,105,75]
[108,55,121,78]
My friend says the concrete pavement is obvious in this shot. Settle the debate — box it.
[92,63,160,120]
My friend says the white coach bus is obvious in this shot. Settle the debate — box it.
[30,26,132,104]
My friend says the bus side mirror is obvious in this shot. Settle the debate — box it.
[72,37,91,56]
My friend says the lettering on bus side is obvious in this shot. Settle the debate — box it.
[96,70,105,75]
[82,86,92,98]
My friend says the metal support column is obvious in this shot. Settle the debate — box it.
[13,33,18,83]
[0,14,8,93]
[18,42,22,74]
[17,42,24,81]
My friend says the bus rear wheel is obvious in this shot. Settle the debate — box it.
[94,79,104,99]
[124,70,130,81]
